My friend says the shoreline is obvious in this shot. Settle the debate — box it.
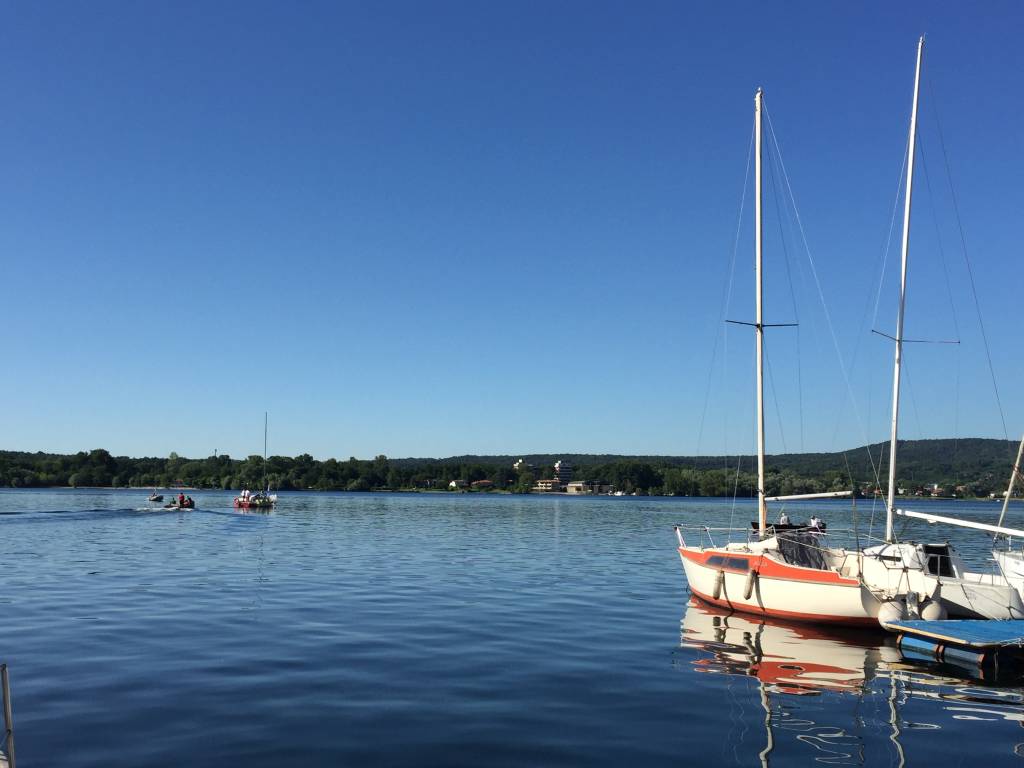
[0,486,1007,502]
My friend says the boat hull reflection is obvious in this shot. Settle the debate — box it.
[682,596,898,695]
[679,598,1024,766]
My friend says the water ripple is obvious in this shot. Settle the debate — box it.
[1,489,1023,766]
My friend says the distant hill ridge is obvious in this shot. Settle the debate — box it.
[0,438,1018,494]
[390,438,1018,479]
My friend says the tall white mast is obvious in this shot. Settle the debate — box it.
[885,36,924,543]
[997,433,1024,529]
[755,87,767,538]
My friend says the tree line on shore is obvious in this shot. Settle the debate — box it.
[0,440,1016,498]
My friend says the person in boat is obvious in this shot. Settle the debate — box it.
[809,515,826,531]
[178,492,186,506]
[778,511,791,526]
[185,496,193,506]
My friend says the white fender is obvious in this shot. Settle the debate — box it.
[712,570,725,600]
[744,570,757,600]
[920,600,948,621]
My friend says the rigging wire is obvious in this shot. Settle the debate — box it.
[853,132,912,498]
[694,124,755,465]
[917,134,964,481]
[760,134,790,454]
[901,359,926,444]
[916,137,962,341]
[728,452,743,537]
[860,137,911,485]
[763,336,788,453]
[762,102,887,494]
[765,125,805,452]
[871,142,910,332]
[926,76,1011,449]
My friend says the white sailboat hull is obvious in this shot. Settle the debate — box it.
[678,543,883,627]
[678,538,1024,626]
[994,550,1024,600]
[857,543,1024,620]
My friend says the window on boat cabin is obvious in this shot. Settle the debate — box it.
[923,544,954,577]
[706,555,749,571]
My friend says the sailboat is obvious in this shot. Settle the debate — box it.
[674,86,901,627]
[234,412,278,509]
[860,38,1024,620]
[676,37,1024,625]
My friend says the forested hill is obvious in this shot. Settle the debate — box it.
[400,438,1016,480]
[0,438,1018,496]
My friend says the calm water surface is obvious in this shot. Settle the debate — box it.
[2,489,1023,766]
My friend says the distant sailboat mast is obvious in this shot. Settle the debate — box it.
[263,411,269,493]
[885,36,924,544]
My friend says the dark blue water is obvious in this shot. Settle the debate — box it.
[2,489,1023,766]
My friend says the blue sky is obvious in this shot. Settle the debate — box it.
[1,1,1022,460]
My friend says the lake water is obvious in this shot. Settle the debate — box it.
[2,489,1024,766]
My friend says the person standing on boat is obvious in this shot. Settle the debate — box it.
[178,492,186,507]
[778,511,790,526]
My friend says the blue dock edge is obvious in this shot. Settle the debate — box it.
[882,619,1024,668]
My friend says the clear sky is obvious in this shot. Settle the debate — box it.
[2,1,1022,461]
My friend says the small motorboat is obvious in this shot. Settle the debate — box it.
[148,494,164,503]
[164,498,195,509]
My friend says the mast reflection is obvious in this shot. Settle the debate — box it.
[677,598,1024,766]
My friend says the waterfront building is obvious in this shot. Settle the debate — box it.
[532,478,564,492]
[553,460,573,484]
[566,481,614,495]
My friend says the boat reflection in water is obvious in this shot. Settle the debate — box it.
[678,598,1024,766]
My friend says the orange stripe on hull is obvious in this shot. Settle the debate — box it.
[688,588,880,629]
[678,547,860,586]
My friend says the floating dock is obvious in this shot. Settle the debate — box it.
[882,619,1024,672]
